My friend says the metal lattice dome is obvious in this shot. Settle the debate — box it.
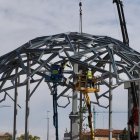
[0,32,140,106]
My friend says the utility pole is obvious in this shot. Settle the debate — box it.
[79,2,83,139]
[47,111,50,140]
[70,2,83,139]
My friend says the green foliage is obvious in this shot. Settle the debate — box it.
[16,134,40,140]
[5,136,12,140]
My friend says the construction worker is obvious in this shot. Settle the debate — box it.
[59,59,66,74]
[50,64,61,82]
[51,59,66,82]
[87,68,94,88]
[59,58,71,74]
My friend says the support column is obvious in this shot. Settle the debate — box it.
[70,63,79,140]
[124,82,131,140]
[13,67,18,140]
[25,54,30,140]
[109,64,112,140]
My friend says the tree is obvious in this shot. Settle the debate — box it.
[16,134,40,140]
[5,136,12,140]
[4,133,12,140]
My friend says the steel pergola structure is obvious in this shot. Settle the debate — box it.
[0,32,140,140]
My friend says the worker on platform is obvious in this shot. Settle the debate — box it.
[50,64,61,82]
[87,68,94,88]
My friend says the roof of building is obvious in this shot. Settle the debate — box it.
[0,132,12,137]
[82,129,124,137]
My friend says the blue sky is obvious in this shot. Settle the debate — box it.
[0,0,140,140]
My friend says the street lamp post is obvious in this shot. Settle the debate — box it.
[47,111,50,140]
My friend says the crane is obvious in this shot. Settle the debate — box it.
[113,0,139,139]
[113,0,129,45]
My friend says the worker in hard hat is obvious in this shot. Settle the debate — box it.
[87,68,94,88]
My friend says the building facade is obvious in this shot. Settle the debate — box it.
[64,129,127,140]
[0,132,12,140]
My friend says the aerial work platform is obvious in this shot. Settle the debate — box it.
[75,74,100,93]
[75,73,100,140]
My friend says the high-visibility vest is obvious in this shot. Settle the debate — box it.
[87,70,92,79]
[52,69,59,74]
